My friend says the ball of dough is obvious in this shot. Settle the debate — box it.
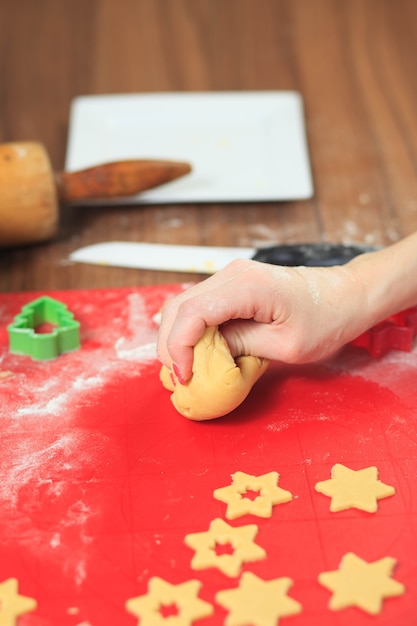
[160,326,269,420]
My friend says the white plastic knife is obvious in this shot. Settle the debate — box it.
[69,241,376,274]
[69,242,254,273]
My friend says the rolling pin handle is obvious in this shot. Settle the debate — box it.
[0,140,192,247]
[56,160,192,203]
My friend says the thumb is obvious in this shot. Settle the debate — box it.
[219,319,272,360]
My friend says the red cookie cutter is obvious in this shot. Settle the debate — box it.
[349,306,417,358]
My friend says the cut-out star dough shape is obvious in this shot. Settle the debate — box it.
[213,471,293,519]
[314,463,395,512]
[184,517,266,577]
[318,552,405,614]
[0,578,37,626]
[216,571,302,626]
[125,577,213,626]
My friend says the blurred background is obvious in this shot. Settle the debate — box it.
[1,0,417,291]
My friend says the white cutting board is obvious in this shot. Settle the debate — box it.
[65,91,314,204]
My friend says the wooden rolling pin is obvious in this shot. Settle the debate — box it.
[0,142,192,247]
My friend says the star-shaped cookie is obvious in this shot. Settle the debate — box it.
[314,463,395,512]
[125,577,213,626]
[216,572,302,626]
[184,518,266,577]
[318,552,405,614]
[0,578,37,626]
[213,471,293,519]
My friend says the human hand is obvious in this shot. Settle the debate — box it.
[157,258,371,383]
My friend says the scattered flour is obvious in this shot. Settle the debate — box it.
[305,274,321,305]
[0,288,169,596]
[0,428,104,589]
[329,345,417,393]
[266,411,336,434]
[114,339,157,362]
[0,291,159,419]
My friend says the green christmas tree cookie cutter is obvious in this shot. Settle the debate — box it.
[7,296,80,360]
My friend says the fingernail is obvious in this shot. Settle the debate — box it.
[172,362,186,385]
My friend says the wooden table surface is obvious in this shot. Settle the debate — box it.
[1,0,417,293]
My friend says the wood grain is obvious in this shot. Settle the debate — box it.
[1,0,417,291]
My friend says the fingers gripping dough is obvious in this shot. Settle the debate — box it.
[160,326,269,420]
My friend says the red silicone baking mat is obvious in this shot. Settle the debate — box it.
[0,285,416,626]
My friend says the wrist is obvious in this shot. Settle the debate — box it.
[347,239,417,328]
[329,263,374,344]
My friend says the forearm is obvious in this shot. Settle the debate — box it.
[348,232,417,327]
